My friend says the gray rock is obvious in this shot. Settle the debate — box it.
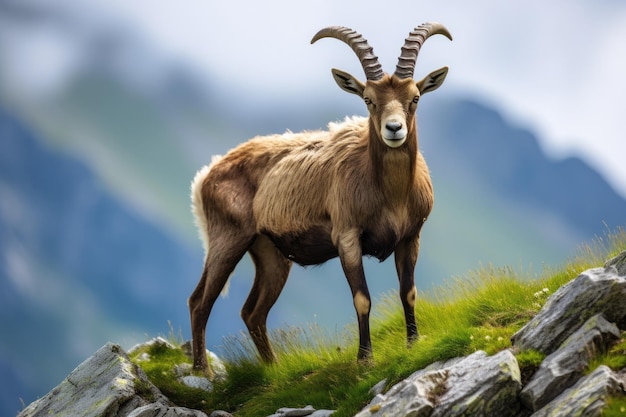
[209,411,234,417]
[266,405,335,417]
[209,412,234,417]
[174,362,194,377]
[129,337,176,355]
[308,410,335,417]
[18,342,166,417]
[179,375,213,392]
[128,403,208,417]
[530,365,626,417]
[272,405,316,416]
[355,370,444,417]
[520,313,620,411]
[356,350,522,417]
[605,250,626,276]
[511,266,626,354]
[368,379,387,397]
[268,405,335,417]
[431,350,522,417]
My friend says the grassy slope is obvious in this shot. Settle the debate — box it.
[131,227,626,417]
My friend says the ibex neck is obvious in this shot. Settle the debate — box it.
[367,121,418,194]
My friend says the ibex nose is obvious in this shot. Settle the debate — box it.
[386,121,403,133]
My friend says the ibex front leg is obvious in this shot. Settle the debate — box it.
[395,234,421,346]
[336,229,372,361]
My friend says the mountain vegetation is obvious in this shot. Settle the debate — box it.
[130,228,626,417]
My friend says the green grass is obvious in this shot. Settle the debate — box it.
[589,333,626,372]
[603,396,626,417]
[131,227,626,416]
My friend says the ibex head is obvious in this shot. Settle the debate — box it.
[311,22,452,148]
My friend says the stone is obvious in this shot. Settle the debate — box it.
[530,365,626,417]
[179,375,213,392]
[209,412,234,417]
[511,266,626,354]
[17,342,166,417]
[129,337,176,355]
[207,350,228,381]
[265,405,335,417]
[430,350,522,417]
[520,313,620,411]
[356,350,522,417]
[209,411,234,417]
[272,405,316,416]
[355,370,442,417]
[605,250,626,276]
[368,379,387,397]
[268,405,335,417]
[308,410,335,417]
[128,403,208,417]
[180,340,227,381]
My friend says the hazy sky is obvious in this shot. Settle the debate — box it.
[2,0,626,198]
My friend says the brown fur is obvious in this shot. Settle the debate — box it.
[189,71,444,370]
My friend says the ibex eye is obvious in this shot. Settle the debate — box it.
[413,96,420,104]
[364,97,373,105]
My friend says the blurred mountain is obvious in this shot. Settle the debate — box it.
[0,107,203,415]
[417,97,626,274]
[422,98,626,237]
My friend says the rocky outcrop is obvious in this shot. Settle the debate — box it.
[511,254,626,354]
[16,252,626,417]
[519,313,620,410]
[17,343,207,417]
[529,365,625,417]
[352,251,626,417]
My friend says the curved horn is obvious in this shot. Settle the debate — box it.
[311,26,384,81]
[395,22,452,79]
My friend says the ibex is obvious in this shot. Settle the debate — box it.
[189,22,452,370]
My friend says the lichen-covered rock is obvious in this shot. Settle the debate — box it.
[128,403,208,417]
[431,350,522,417]
[17,343,166,417]
[520,314,620,411]
[16,342,208,417]
[511,265,626,354]
[356,350,522,417]
[529,365,626,417]
[354,369,444,417]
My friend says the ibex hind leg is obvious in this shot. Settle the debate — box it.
[189,231,254,370]
[244,234,292,363]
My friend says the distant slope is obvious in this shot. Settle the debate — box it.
[421,98,625,239]
[0,107,204,415]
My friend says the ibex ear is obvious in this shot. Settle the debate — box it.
[416,66,448,95]
[331,68,365,98]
